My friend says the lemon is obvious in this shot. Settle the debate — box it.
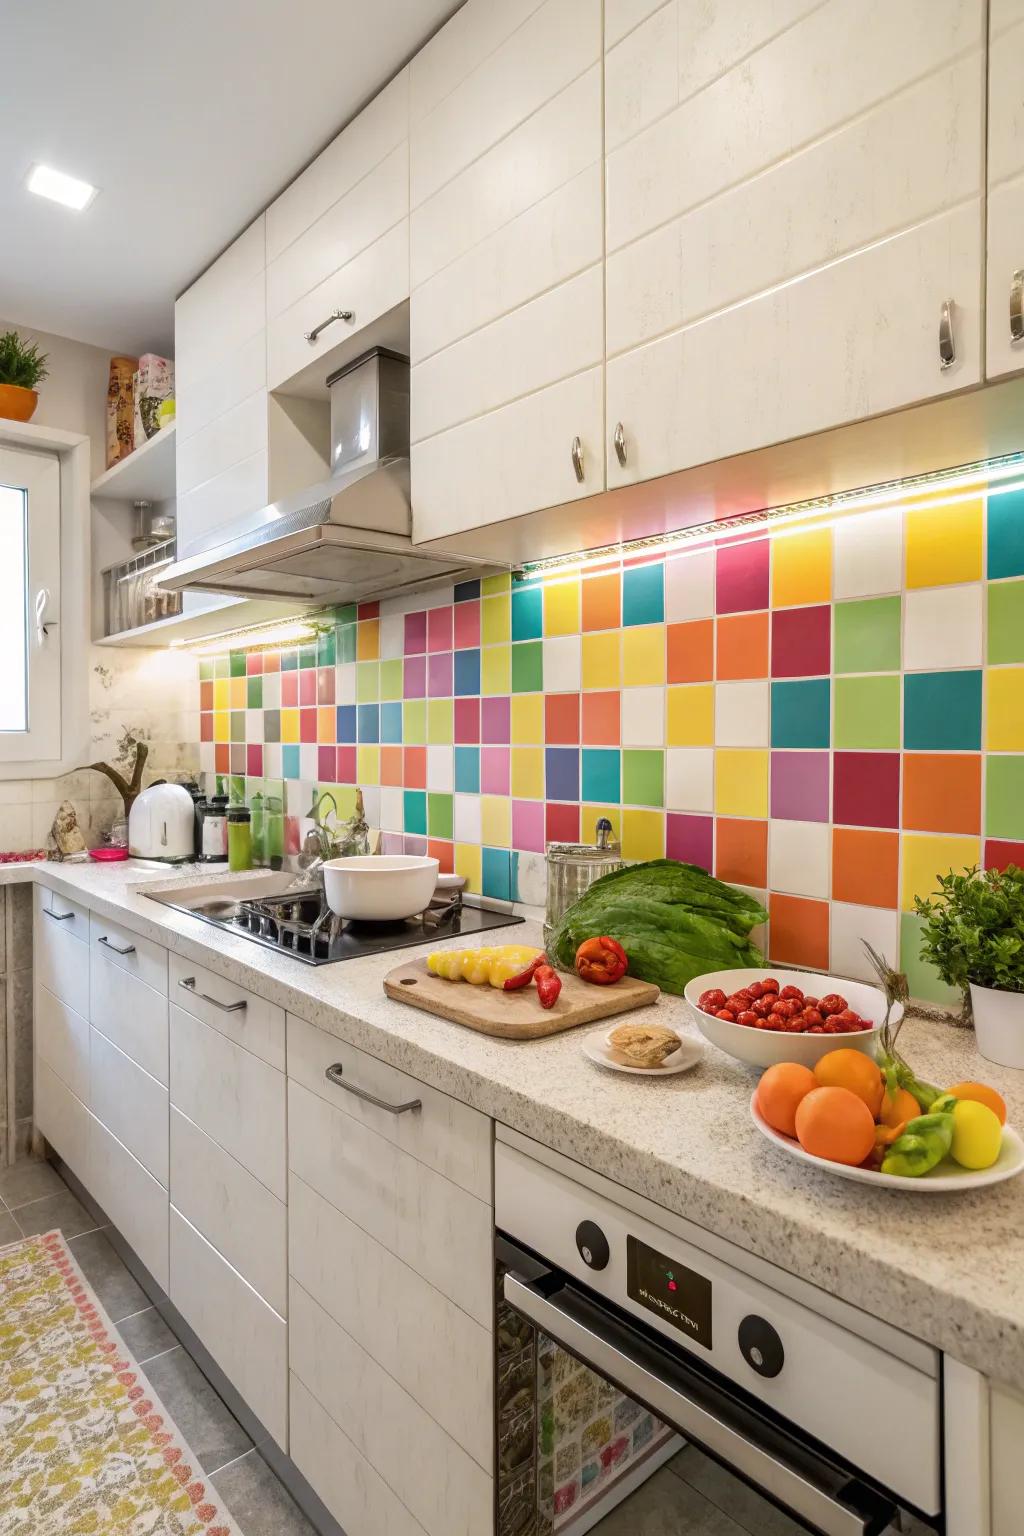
[950,1100,1003,1170]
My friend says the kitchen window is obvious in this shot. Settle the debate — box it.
[0,445,62,762]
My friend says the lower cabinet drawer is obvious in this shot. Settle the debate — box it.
[169,952,285,1070]
[170,1108,287,1316]
[35,985,90,1102]
[90,912,168,994]
[90,950,168,1084]
[89,1114,169,1290]
[35,905,89,1016]
[169,1207,287,1450]
[90,1028,168,1187]
[35,1060,90,1182]
[38,885,91,932]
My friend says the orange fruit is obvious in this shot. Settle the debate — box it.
[813,1048,884,1117]
[795,1086,877,1166]
[756,1062,817,1138]
[878,1085,921,1129]
[947,1081,1007,1126]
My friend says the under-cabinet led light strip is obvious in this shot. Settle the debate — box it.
[171,615,325,656]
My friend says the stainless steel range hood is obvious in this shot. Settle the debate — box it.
[161,348,494,603]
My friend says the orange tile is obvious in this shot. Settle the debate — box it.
[403,746,426,789]
[317,706,336,743]
[427,838,454,874]
[545,693,580,744]
[715,818,768,888]
[831,827,899,908]
[667,619,714,683]
[357,618,380,660]
[716,612,769,680]
[380,745,403,786]
[902,753,981,834]
[581,570,621,632]
[581,691,620,745]
[769,894,830,970]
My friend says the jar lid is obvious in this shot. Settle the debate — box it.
[227,805,251,822]
[546,816,619,861]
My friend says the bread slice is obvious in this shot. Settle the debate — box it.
[607,1022,680,1068]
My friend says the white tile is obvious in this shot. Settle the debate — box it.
[830,902,900,982]
[665,547,715,621]
[261,672,281,710]
[263,742,282,779]
[427,744,453,791]
[714,680,769,747]
[300,745,318,781]
[543,634,582,692]
[335,663,356,706]
[0,779,34,805]
[361,785,381,827]
[199,742,216,775]
[621,685,665,746]
[379,614,405,659]
[768,819,830,899]
[903,584,983,671]
[246,710,264,743]
[379,786,404,831]
[665,748,714,813]
[833,507,902,598]
[0,804,33,851]
[454,793,482,844]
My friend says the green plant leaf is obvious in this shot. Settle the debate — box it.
[913,864,1024,994]
[0,330,49,390]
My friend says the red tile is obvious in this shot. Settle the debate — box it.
[833,752,900,828]
[715,537,769,614]
[427,838,455,874]
[200,680,214,711]
[317,667,336,705]
[581,691,620,745]
[985,838,1024,872]
[246,652,263,675]
[427,606,453,652]
[404,746,427,788]
[200,713,213,742]
[453,600,480,649]
[281,671,299,707]
[454,696,480,743]
[667,619,714,683]
[546,802,580,843]
[404,611,427,653]
[357,601,380,621]
[318,746,337,781]
[246,744,263,777]
[215,743,229,773]
[300,709,318,744]
[666,813,713,870]
[299,669,317,706]
[715,818,767,888]
[771,606,831,677]
[545,693,580,744]
[769,894,830,970]
[337,746,357,782]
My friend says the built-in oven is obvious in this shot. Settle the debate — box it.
[494,1130,941,1536]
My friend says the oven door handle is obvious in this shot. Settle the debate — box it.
[504,1271,894,1536]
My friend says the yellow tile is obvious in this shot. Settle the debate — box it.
[543,575,581,636]
[213,678,229,711]
[229,677,247,710]
[582,631,621,690]
[582,804,621,841]
[511,694,543,744]
[481,594,511,644]
[622,808,665,861]
[482,572,511,596]
[321,784,360,816]
[480,795,510,846]
[357,745,380,785]
[455,842,483,893]
[511,747,544,799]
[622,624,666,686]
[905,497,983,588]
[281,709,300,744]
[481,644,511,695]
[213,710,230,743]
[317,706,335,743]
[403,699,426,744]
[667,684,714,746]
[714,749,768,817]
[427,698,453,743]
[987,666,1024,750]
[771,527,832,607]
[357,619,380,660]
[901,833,980,911]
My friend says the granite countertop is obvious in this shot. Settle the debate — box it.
[19,857,1024,1393]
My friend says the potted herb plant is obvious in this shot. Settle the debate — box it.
[0,329,49,422]
[915,865,1024,1069]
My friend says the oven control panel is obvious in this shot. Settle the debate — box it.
[626,1235,713,1349]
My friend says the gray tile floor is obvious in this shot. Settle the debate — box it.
[0,1158,317,1536]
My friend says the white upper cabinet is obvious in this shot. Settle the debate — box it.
[409,0,605,541]
[986,0,1024,379]
[604,0,986,487]
[265,70,411,391]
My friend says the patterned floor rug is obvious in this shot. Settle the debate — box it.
[0,1229,242,1535]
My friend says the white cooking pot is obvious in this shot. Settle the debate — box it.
[323,854,439,921]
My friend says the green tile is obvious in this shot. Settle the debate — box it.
[403,699,426,745]
[299,643,318,670]
[833,596,901,673]
[622,748,664,807]
[199,659,215,682]
[986,755,1024,838]
[356,661,379,703]
[214,656,230,679]
[511,640,543,693]
[427,792,453,839]
[833,675,900,749]
[229,774,246,803]
[988,580,1024,663]
[336,603,357,625]
[900,912,961,1007]
[229,651,247,678]
[230,712,246,743]
[336,623,357,664]
[246,676,263,710]
[427,698,453,744]
[317,628,336,666]
[379,657,403,701]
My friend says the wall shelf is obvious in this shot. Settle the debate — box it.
[90,422,176,502]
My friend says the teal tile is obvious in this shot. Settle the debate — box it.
[904,670,981,750]
[622,748,664,807]
[336,623,357,664]
[403,790,427,836]
[317,628,336,666]
[511,641,543,693]
[282,745,300,779]
[622,563,664,627]
[229,651,247,678]
[511,583,543,641]
[281,648,299,672]
[988,484,1024,579]
[454,746,480,794]
[427,792,453,839]
[900,912,961,1007]
[833,675,900,749]
[482,846,512,901]
[582,748,621,803]
[770,679,830,748]
[246,676,263,710]
[833,596,901,673]
[336,603,357,624]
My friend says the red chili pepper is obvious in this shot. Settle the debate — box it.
[574,936,629,985]
[503,955,545,991]
[534,964,562,1009]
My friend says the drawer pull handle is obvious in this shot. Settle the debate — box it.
[98,936,136,955]
[44,908,75,922]
[179,976,247,1013]
[939,298,956,370]
[325,1063,421,1115]
[304,308,354,343]
[613,420,627,467]
[571,435,585,483]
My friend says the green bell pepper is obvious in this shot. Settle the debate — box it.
[880,1110,955,1178]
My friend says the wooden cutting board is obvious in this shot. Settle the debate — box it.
[383,959,660,1039]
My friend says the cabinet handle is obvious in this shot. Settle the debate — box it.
[1011,270,1024,343]
[98,936,136,956]
[571,436,585,483]
[939,298,956,369]
[304,308,354,344]
[613,421,627,468]
[325,1062,421,1115]
[179,976,247,1013]
[44,908,75,922]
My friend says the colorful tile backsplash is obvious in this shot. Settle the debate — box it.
[196,479,1024,1002]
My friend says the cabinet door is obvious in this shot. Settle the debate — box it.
[992,1380,1024,1536]
[605,0,985,487]
[986,0,1024,379]
[409,0,605,541]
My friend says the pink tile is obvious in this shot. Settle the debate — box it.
[404,834,428,856]
[381,831,404,854]
[404,611,427,654]
[403,655,427,698]
[282,672,299,707]
[428,651,453,696]
[246,653,263,675]
[246,744,264,777]
[454,697,480,743]
[512,799,545,853]
[833,752,900,828]
[427,605,453,652]
[666,813,713,869]
[318,746,337,781]
[454,599,481,649]
[715,537,769,614]
[770,751,830,821]
[772,605,831,676]
[317,667,335,705]
[285,816,301,854]
[299,669,317,706]
[481,747,510,794]
[481,695,511,743]
[337,745,357,781]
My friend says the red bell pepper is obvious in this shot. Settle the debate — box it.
[503,955,545,991]
[574,936,628,985]
[534,964,562,1009]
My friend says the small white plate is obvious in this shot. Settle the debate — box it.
[582,1027,703,1077]
[750,1093,1024,1191]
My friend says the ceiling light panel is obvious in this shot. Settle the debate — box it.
[25,163,98,210]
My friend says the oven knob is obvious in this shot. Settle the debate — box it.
[575,1221,610,1271]
[738,1315,784,1378]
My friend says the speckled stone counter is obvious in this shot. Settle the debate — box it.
[17,858,1024,1393]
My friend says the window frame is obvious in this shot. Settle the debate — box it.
[0,445,62,763]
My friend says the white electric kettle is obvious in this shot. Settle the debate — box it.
[128,783,195,861]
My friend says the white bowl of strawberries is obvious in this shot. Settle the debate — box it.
[684,968,899,1070]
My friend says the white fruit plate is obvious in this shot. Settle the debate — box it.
[751,1094,1024,1192]
[582,1028,703,1077]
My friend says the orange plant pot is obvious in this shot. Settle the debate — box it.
[0,385,38,422]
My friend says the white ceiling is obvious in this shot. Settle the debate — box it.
[1,0,459,355]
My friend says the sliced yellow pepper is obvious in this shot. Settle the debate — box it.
[426,945,543,987]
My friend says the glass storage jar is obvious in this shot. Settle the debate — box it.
[543,818,622,950]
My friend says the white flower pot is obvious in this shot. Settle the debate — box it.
[970,982,1024,1070]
